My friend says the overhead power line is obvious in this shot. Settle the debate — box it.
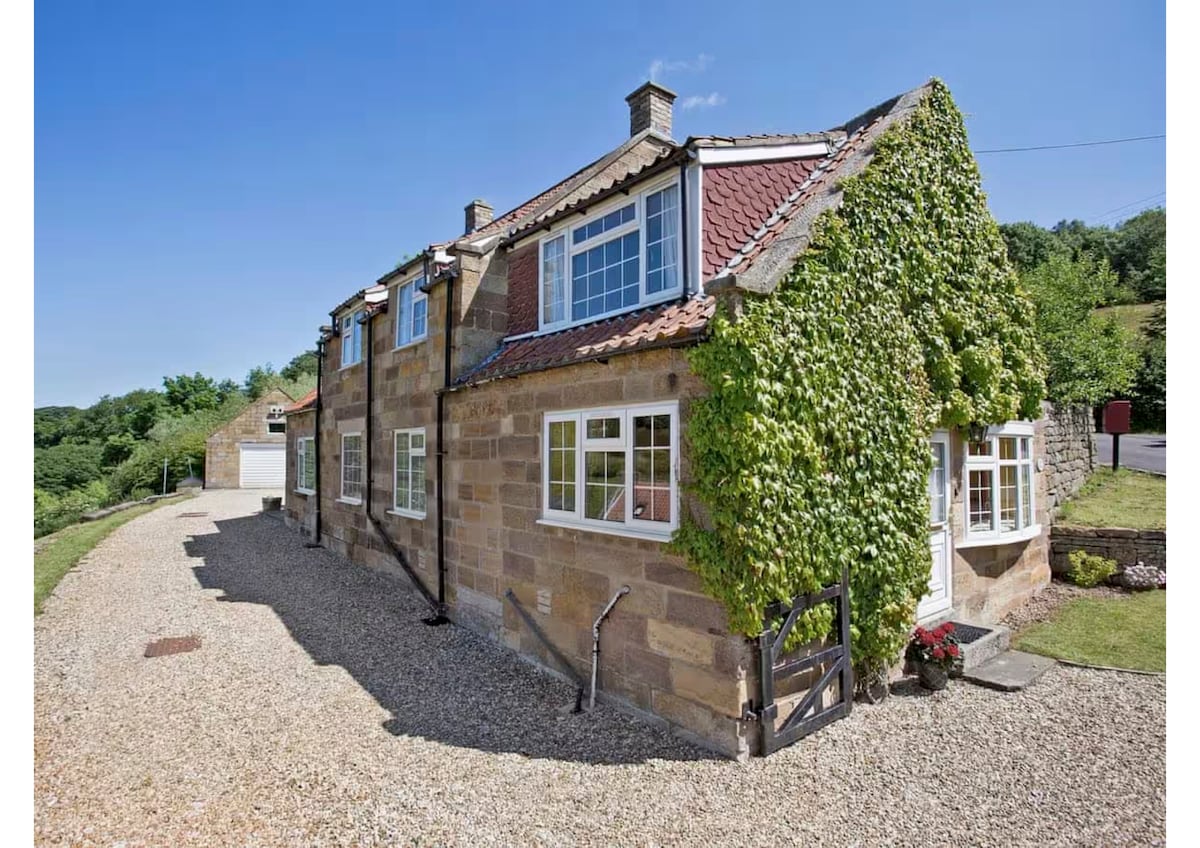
[975,134,1165,154]
[1090,192,1166,225]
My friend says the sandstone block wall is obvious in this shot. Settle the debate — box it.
[204,388,293,489]
[1050,526,1166,572]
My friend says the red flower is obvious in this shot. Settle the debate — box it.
[933,647,945,660]
[943,622,955,634]
[948,645,960,658]
[920,631,935,646]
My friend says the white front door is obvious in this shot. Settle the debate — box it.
[918,432,953,621]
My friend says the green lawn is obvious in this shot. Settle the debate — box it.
[1058,469,1165,530]
[1094,301,1163,336]
[34,497,185,615]
[1014,590,1165,672]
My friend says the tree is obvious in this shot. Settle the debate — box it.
[1022,254,1140,404]
[33,442,104,495]
[1130,302,1166,431]
[280,350,319,382]
[1112,208,1166,301]
[999,222,1068,273]
[162,373,225,413]
[244,363,279,400]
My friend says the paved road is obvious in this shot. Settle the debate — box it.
[1095,433,1166,474]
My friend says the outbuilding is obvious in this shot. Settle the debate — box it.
[204,387,293,489]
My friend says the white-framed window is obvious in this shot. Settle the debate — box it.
[392,428,427,517]
[297,436,315,493]
[962,422,1038,545]
[341,309,364,367]
[541,402,679,540]
[394,277,428,348]
[340,433,363,503]
[539,178,682,331]
[268,420,286,434]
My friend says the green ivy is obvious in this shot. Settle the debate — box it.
[671,81,1045,679]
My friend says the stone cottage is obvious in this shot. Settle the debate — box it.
[205,387,293,489]
[283,81,1057,758]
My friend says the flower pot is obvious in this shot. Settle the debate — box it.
[917,662,949,691]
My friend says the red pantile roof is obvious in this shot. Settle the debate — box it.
[283,388,317,414]
[457,296,715,386]
[702,157,824,279]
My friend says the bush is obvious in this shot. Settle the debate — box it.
[34,479,117,537]
[1066,550,1118,588]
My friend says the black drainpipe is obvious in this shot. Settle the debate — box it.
[304,337,325,548]
[362,310,374,516]
[678,158,691,305]
[433,252,452,618]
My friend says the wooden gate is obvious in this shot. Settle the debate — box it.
[753,564,853,755]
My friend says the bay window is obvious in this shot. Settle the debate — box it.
[341,310,363,367]
[962,423,1038,545]
[542,402,679,539]
[539,180,683,331]
[392,428,427,517]
[395,277,428,348]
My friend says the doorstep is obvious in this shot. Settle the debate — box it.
[962,650,1056,692]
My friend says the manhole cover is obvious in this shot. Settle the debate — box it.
[946,622,992,645]
[178,512,209,518]
[144,636,201,657]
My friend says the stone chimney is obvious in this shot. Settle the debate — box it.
[464,199,494,234]
[626,81,677,138]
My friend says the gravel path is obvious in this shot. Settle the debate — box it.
[35,490,1166,847]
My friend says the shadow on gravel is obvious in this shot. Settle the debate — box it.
[186,514,717,765]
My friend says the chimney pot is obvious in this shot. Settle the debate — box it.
[625,81,677,138]
[464,199,494,234]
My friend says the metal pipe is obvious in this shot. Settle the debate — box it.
[363,310,374,516]
[305,338,324,547]
[589,585,631,710]
[434,252,452,611]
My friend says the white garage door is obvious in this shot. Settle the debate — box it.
[239,443,286,488]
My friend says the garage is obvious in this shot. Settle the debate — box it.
[239,443,286,488]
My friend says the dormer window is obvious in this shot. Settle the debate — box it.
[539,178,682,331]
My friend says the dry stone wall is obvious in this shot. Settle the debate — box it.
[1042,402,1095,519]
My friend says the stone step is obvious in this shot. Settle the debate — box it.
[962,650,1056,692]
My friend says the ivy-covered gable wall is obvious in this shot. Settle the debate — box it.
[673,81,1045,677]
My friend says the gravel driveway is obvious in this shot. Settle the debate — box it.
[35,490,1165,846]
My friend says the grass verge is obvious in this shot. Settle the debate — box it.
[1014,590,1165,672]
[1058,468,1165,530]
[34,496,188,615]
[1094,301,1163,336]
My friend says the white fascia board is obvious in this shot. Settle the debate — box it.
[694,142,830,166]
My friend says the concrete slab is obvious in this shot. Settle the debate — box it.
[962,650,1056,692]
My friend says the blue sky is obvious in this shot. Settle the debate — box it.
[34,0,1165,407]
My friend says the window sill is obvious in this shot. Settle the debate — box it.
[392,338,427,353]
[536,517,674,543]
[339,362,362,372]
[535,289,685,337]
[336,497,362,506]
[957,523,1042,549]
[387,508,427,520]
[294,488,315,496]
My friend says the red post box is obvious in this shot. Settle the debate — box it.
[1102,400,1132,470]
[1102,400,1131,435]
